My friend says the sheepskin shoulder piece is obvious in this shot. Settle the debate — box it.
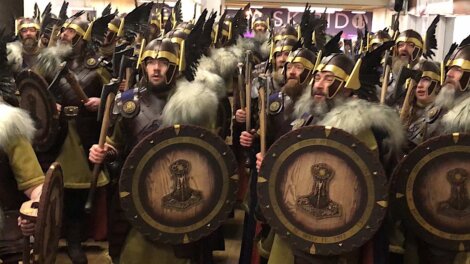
[0,103,36,151]
[319,98,405,150]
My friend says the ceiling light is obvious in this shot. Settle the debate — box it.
[351,11,366,14]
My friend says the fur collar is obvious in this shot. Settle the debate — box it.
[441,94,470,134]
[0,103,36,151]
[6,41,23,73]
[319,98,405,151]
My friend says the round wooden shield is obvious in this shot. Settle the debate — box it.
[258,126,388,255]
[120,125,238,244]
[16,70,60,152]
[33,162,64,264]
[391,133,470,252]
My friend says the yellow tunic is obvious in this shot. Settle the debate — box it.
[56,120,108,189]
[6,136,44,191]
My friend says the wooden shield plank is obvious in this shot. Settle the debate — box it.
[120,125,238,244]
[258,126,388,255]
[391,133,470,252]
[16,69,60,152]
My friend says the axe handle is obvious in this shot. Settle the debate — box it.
[238,69,246,110]
[124,68,133,91]
[65,72,89,103]
[85,92,116,213]
[245,80,251,132]
[380,65,391,104]
[258,81,267,156]
[48,24,59,47]
[23,236,31,264]
[400,79,416,122]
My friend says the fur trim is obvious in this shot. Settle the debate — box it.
[441,95,470,133]
[0,103,36,151]
[193,69,226,99]
[35,44,72,79]
[292,87,313,119]
[260,40,271,59]
[319,99,405,151]
[6,41,23,73]
[161,79,219,128]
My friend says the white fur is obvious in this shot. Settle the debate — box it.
[35,44,72,78]
[161,79,219,128]
[441,95,470,134]
[0,103,36,151]
[6,41,23,73]
[319,99,405,151]
[193,69,226,99]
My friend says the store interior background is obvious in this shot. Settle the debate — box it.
[0,0,468,62]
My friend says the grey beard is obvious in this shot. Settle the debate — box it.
[392,57,408,77]
[311,96,345,122]
[434,84,456,109]
[253,31,268,43]
[22,38,38,52]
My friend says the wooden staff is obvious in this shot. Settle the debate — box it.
[244,51,253,132]
[48,24,60,47]
[400,78,416,122]
[380,50,391,104]
[84,90,116,212]
[124,68,133,91]
[258,74,267,156]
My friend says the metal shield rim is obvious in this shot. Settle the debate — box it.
[16,69,60,152]
[33,162,64,263]
[119,125,238,245]
[391,133,470,252]
[258,125,388,256]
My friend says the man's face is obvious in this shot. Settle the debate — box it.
[415,77,436,105]
[275,51,289,72]
[145,58,170,88]
[20,27,37,40]
[59,28,77,45]
[312,71,335,103]
[446,66,464,88]
[397,41,415,63]
[254,24,267,33]
[286,62,304,81]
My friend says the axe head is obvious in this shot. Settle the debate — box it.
[98,80,120,122]
[118,55,137,82]
[396,66,422,92]
[48,62,68,90]
[112,45,133,78]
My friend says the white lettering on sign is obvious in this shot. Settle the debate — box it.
[273,11,284,27]
[335,13,349,29]
[352,14,368,29]
[288,12,300,24]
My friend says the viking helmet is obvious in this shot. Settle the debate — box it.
[16,17,40,39]
[395,30,424,63]
[315,54,360,99]
[417,60,441,96]
[370,30,391,50]
[252,16,269,32]
[273,24,298,43]
[62,17,91,45]
[271,38,297,68]
[284,48,317,85]
[141,38,180,85]
[446,45,470,91]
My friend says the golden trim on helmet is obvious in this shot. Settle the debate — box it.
[273,45,293,54]
[274,34,297,42]
[316,64,350,82]
[63,22,86,36]
[142,50,179,65]
[446,58,470,71]
[18,22,40,31]
[288,56,314,70]
[422,70,441,82]
[396,36,423,49]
